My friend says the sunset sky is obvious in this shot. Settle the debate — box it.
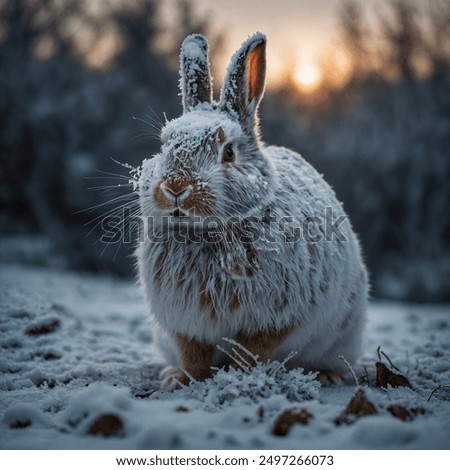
[161,0,376,89]
[28,0,384,92]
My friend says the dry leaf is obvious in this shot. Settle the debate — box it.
[388,404,426,421]
[273,408,313,436]
[375,362,412,389]
[258,406,265,421]
[26,319,60,336]
[335,389,377,426]
[176,406,189,413]
[387,405,412,422]
[9,419,32,429]
[88,414,124,437]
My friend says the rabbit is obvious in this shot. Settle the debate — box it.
[136,33,368,390]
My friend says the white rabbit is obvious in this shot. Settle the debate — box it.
[137,33,368,389]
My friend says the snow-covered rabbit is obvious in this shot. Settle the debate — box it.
[137,33,368,388]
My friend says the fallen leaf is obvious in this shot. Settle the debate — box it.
[335,389,377,426]
[375,362,412,389]
[10,419,32,429]
[411,407,426,416]
[387,405,412,422]
[272,408,313,436]
[88,414,123,437]
[258,406,265,421]
[134,391,152,399]
[176,406,189,412]
[26,319,60,336]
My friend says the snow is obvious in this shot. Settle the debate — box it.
[0,262,449,450]
[181,36,207,69]
[179,34,211,112]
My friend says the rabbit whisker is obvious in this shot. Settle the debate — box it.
[83,199,140,237]
[78,192,138,216]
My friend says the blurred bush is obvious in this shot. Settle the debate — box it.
[261,0,450,302]
[0,0,191,274]
[1,0,449,301]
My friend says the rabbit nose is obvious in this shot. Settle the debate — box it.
[160,181,192,204]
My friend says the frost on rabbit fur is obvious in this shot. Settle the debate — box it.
[137,33,368,381]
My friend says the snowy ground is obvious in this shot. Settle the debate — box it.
[0,261,449,450]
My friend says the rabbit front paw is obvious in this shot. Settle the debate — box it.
[315,370,344,387]
[160,368,190,391]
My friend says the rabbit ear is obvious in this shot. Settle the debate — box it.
[220,33,266,133]
[180,34,212,112]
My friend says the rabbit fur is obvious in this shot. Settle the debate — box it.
[137,33,368,387]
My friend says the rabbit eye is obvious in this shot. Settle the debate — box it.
[222,143,235,163]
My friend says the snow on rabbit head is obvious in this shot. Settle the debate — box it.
[137,33,368,390]
[139,33,277,226]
